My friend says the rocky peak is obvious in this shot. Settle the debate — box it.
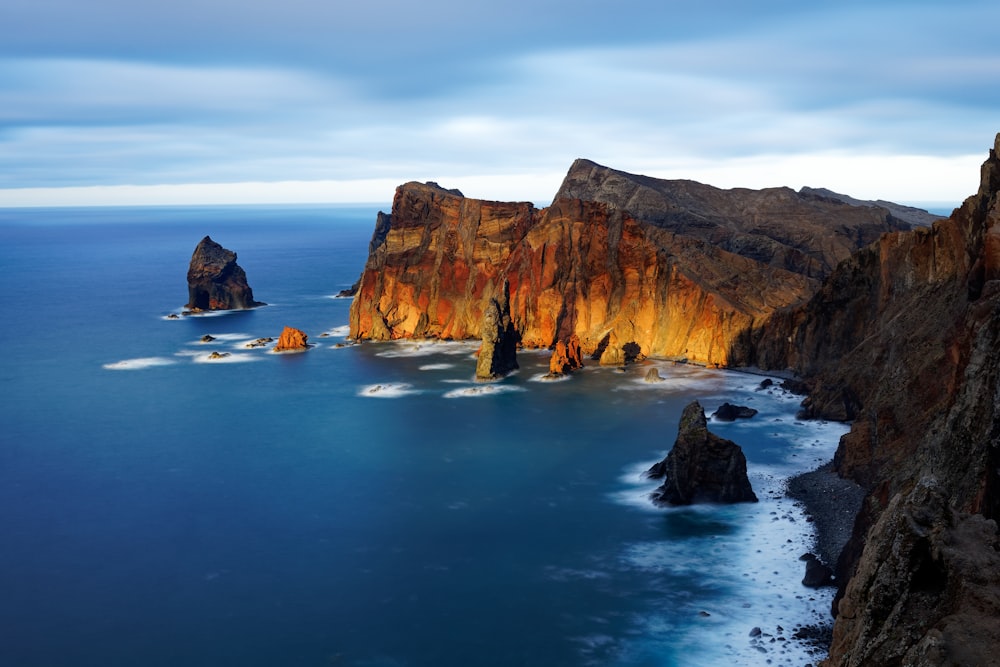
[555,159,915,280]
[185,236,264,311]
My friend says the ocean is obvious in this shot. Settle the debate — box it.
[0,205,848,667]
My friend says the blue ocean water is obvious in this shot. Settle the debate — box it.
[0,206,847,667]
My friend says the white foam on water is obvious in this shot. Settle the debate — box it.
[601,366,850,666]
[268,344,319,354]
[102,357,177,370]
[358,383,421,398]
[324,325,351,337]
[529,372,571,383]
[418,363,455,371]
[442,384,526,398]
[374,340,478,358]
[191,352,261,364]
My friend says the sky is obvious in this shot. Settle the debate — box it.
[1,0,997,207]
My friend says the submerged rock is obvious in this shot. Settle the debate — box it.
[644,367,664,383]
[185,236,264,311]
[712,402,758,421]
[647,401,758,505]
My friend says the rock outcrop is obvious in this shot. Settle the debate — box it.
[185,236,264,311]
[711,402,758,421]
[548,334,584,376]
[274,326,309,352]
[646,401,758,505]
[475,280,518,380]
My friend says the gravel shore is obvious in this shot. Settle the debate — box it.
[786,462,866,568]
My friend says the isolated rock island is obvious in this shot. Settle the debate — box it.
[185,236,264,311]
[345,134,1000,665]
[646,401,758,505]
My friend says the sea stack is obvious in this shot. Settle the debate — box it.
[548,334,584,376]
[647,401,758,505]
[475,280,518,380]
[185,236,264,311]
[274,326,309,352]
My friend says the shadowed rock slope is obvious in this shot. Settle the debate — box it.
[349,165,908,366]
[749,135,1000,666]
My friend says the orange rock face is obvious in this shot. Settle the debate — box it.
[349,183,817,367]
[548,334,584,375]
[274,326,309,352]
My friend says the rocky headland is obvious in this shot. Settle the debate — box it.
[348,163,908,366]
[185,236,264,311]
[345,135,1000,664]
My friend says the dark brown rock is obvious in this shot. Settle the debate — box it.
[647,401,758,505]
[711,402,758,421]
[185,236,264,311]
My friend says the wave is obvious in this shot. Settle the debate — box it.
[192,352,261,364]
[102,357,177,370]
[442,384,526,398]
[358,383,421,398]
[419,363,456,371]
[374,341,478,358]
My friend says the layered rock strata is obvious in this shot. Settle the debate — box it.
[646,401,758,505]
[349,181,830,366]
[186,236,264,311]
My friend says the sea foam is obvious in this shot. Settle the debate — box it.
[102,357,177,370]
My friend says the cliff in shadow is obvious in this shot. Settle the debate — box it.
[748,135,1000,666]
[349,164,907,366]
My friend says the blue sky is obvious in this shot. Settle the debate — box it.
[1,0,997,206]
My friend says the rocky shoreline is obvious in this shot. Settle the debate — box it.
[786,462,865,576]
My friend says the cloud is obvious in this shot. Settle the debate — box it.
[0,1,997,205]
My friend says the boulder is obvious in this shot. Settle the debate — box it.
[800,553,834,588]
[712,402,758,421]
[475,280,518,380]
[644,367,664,383]
[274,326,309,352]
[647,401,758,505]
[185,236,264,311]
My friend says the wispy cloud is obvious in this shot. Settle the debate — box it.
[0,0,996,205]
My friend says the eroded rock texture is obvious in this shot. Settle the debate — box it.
[548,334,584,376]
[744,135,1000,666]
[186,236,264,311]
[646,401,757,505]
[347,168,896,365]
[274,326,309,352]
[475,280,518,380]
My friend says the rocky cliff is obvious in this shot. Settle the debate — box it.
[348,164,905,366]
[746,135,1000,666]
[186,236,264,311]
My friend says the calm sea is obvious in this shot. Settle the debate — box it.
[0,205,847,667]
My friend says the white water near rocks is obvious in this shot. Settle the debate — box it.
[0,206,846,667]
